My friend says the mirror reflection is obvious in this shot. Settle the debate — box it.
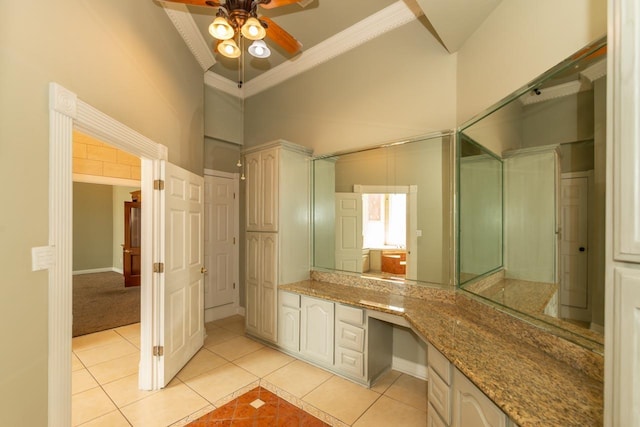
[458,38,606,344]
[313,134,453,285]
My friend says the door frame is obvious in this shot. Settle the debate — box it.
[203,169,241,321]
[48,83,166,426]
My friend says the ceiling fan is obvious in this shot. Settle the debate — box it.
[163,0,303,59]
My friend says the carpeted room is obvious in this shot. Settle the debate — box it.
[73,182,141,337]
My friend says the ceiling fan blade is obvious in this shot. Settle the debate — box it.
[259,0,301,9]
[261,16,302,55]
[160,0,220,7]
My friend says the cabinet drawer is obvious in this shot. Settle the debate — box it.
[336,321,365,352]
[428,343,452,385]
[429,367,451,425]
[335,347,364,378]
[280,291,300,308]
[336,303,364,326]
[427,403,448,427]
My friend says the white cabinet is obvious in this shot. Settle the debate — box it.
[428,343,453,426]
[452,369,507,427]
[243,141,312,344]
[245,232,278,342]
[300,295,335,365]
[278,291,300,353]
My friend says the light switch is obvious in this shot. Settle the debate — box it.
[416,230,423,237]
[32,246,56,271]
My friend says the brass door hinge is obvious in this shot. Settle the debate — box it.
[153,262,165,273]
[153,346,164,356]
[154,179,165,190]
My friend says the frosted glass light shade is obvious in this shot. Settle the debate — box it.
[241,17,266,41]
[218,39,241,58]
[209,16,234,40]
[248,40,271,58]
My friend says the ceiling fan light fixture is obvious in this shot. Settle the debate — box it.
[218,39,241,58]
[209,16,234,40]
[241,17,266,41]
[248,39,271,58]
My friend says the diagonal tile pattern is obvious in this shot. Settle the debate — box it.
[72,315,427,426]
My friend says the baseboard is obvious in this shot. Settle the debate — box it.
[205,304,245,323]
[391,356,428,380]
[590,322,604,334]
[72,267,120,275]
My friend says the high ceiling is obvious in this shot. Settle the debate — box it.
[157,0,503,96]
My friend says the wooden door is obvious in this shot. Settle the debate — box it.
[123,201,141,287]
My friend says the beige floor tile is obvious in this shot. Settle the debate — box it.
[370,369,402,394]
[75,339,139,367]
[87,353,139,385]
[352,395,427,427]
[219,320,245,334]
[115,323,140,347]
[72,386,118,426]
[303,376,380,425]
[263,359,333,398]
[73,369,99,395]
[203,327,239,347]
[73,330,125,352]
[102,373,161,408]
[176,348,227,381]
[208,335,263,361]
[120,382,209,427]
[72,353,86,372]
[183,363,258,404]
[211,314,244,327]
[384,374,427,412]
[233,347,294,377]
[78,410,131,427]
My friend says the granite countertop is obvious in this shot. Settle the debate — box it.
[279,278,603,427]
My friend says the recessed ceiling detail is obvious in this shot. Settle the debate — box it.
[162,2,216,70]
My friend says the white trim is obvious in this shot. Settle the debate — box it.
[391,356,428,380]
[561,170,594,180]
[204,304,244,323]
[581,59,607,82]
[204,0,423,98]
[204,168,236,179]
[161,2,216,71]
[73,173,140,187]
[48,82,166,426]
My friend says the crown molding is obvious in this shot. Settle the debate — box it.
[580,59,607,82]
[161,2,216,71]
[519,80,591,105]
[204,0,423,98]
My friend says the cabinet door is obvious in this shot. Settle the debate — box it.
[300,296,334,365]
[245,152,261,231]
[279,305,300,353]
[245,233,260,334]
[260,233,278,342]
[260,148,279,232]
[452,370,506,427]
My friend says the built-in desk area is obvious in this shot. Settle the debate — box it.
[276,271,603,427]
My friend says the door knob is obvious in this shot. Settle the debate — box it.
[579,247,586,252]
[123,249,132,254]
[201,267,208,274]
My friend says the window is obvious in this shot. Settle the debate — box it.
[362,193,406,248]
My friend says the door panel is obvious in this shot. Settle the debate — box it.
[560,177,588,309]
[335,193,363,273]
[161,163,204,387]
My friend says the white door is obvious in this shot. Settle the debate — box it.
[204,174,236,310]
[160,163,205,387]
[335,193,363,273]
[406,186,418,280]
[559,176,589,312]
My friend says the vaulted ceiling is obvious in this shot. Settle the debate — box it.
[157,0,503,97]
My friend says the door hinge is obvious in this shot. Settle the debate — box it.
[153,346,164,356]
[233,192,236,199]
[233,282,236,289]
[154,179,165,190]
[233,237,236,244]
[153,262,165,273]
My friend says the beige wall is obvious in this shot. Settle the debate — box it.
[457,0,607,126]
[73,183,114,271]
[244,20,458,155]
[205,86,243,145]
[0,0,202,423]
[204,137,242,174]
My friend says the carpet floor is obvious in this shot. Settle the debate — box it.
[73,271,140,337]
[186,386,329,427]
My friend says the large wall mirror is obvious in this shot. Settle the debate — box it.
[458,37,606,351]
[313,133,453,286]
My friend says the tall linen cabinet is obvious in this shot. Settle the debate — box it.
[243,141,312,343]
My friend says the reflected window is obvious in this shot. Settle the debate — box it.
[363,194,406,248]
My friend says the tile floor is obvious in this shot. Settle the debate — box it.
[72,315,427,426]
